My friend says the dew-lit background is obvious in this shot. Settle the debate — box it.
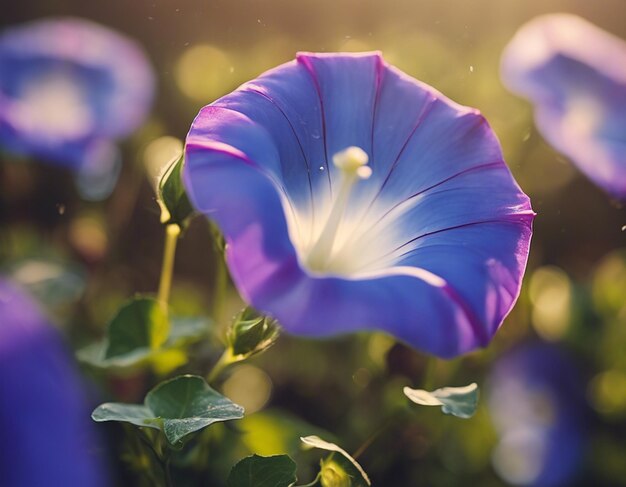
[1,1,625,486]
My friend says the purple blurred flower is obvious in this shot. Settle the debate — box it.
[487,343,587,487]
[0,18,154,175]
[501,14,626,199]
[183,52,534,357]
[0,278,107,486]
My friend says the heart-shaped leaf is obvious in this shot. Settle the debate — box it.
[301,436,371,486]
[92,375,244,446]
[105,296,169,358]
[227,454,297,487]
[78,314,209,372]
[403,382,479,419]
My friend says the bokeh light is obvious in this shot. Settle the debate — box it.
[222,364,273,415]
[175,44,234,102]
[528,266,572,341]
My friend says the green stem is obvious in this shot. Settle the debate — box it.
[351,413,399,461]
[158,224,181,306]
[352,423,386,460]
[298,472,322,487]
[131,428,166,487]
[209,221,228,322]
[351,407,412,461]
[136,429,176,487]
[136,429,161,461]
[164,453,174,487]
[207,348,235,384]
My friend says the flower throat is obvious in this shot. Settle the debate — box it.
[305,146,372,272]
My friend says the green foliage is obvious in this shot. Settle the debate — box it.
[157,153,194,227]
[92,375,244,447]
[7,257,84,311]
[403,382,479,419]
[105,296,169,357]
[228,307,280,359]
[301,436,371,487]
[78,299,209,374]
[227,454,298,487]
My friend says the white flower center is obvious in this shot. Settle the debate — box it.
[10,71,94,140]
[282,146,403,278]
[562,94,603,138]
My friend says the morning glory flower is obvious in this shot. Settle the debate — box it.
[487,343,587,487]
[0,18,154,192]
[183,52,533,357]
[501,14,626,199]
[0,278,107,486]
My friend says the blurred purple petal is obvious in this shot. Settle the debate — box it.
[0,17,155,171]
[487,343,588,487]
[184,52,533,358]
[0,278,107,486]
[501,14,626,198]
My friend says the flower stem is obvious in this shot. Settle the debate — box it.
[157,224,181,306]
[164,454,174,487]
[351,423,387,460]
[207,349,235,384]
[351,407,411,461]
[131,428,168,486]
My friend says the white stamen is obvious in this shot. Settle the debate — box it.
[305,146,370,271]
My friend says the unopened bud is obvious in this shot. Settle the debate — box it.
[320,460,351,487]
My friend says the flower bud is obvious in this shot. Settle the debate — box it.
[320,460,351,487]
[228,307,280,358]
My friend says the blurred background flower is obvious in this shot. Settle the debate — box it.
[0,278,108,486]
[487,343,588,487]
[0,17,155,199]
[501,14,626,199]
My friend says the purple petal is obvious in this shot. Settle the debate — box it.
[184,52,533,357]
[501,14,626,199]
[0,278,107,486]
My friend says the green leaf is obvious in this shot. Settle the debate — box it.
[227,454,297,487]
[168,316,209,342]
[78,315,209,372]
[301,436,371,487]
[105,297,169,358]
[228,307,280,358]
[158,153,194,226]
[403,382,479,419]
[91,403,156,429]
[9,258,84,310]
[93,375,244,446]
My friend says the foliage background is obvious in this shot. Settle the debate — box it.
[1,0,625,485]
